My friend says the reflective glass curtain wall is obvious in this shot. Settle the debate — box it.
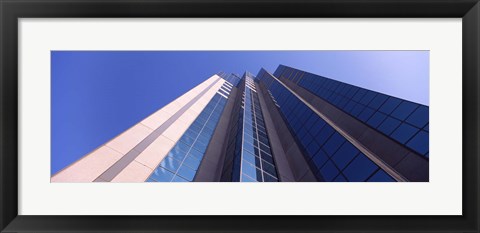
[257,69,396,182]
[274,65,429,158]
[226,73,280,182]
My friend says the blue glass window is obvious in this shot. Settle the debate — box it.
[352,89,367,102]
[305,114,318,128]
[183,156,201,169]
[334,174,347,182]
[320,160,340,181]
[340,85,352,96]
[193,140,208,153]
[391,123,418,144]
[331,142,360,170]
[262,161,277,177]
[344,86,359,98]
[263,173,278,182]
[166,150,186,161]
[172,142,190,154]
[172,176,188,182]
[242,161,257,178]
[344,101,356,113]
[367,112,387,128]
[391,101,418,121]
[159,156,182,173]
[367,169,395,182]
[323,133,346,156]
[177,166,196,181]
[311,149,329,170]
[359,91,377,105]
[180,134,196,145]
[379,97,402,115]
[406,130,429,155]
[242,150,255,164]
[406,105,429,128]
[338,97,349,108]
[315,125,335,146]
[188,149,203,160]
[377,117,401,135]
[149,167,175,182]
[310,119,326,137]
[368,94,388,110]
[306,140,321,156]
[242,174,257,182]
[350,104,365,117]
[358,107,375,122]
[343,154,378,181]
[262,153,274,164]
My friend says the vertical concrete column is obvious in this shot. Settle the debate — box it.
[194,87,238,182]
[255,84,296,181]
[256,82,317,182]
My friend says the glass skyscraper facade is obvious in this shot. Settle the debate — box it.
[225,73,279,182]
[257,70,392,182]
[52,65,429,182]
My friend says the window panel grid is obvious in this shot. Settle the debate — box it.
[236,76,279,182]
[257,69,396,182]
[287,67,429,158]
[148,84,230,182]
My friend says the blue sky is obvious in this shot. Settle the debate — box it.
[51,51,429,175]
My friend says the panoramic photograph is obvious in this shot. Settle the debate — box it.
[50,51,429,182]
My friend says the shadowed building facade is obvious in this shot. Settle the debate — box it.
[52,65,429,182]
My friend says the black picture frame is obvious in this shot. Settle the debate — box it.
[1,0,479,232]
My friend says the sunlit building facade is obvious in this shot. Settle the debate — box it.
[52,65,429,182]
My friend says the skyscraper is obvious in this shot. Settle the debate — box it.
[52,65,429,182]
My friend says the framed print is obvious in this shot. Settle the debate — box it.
[1,0,479,232]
